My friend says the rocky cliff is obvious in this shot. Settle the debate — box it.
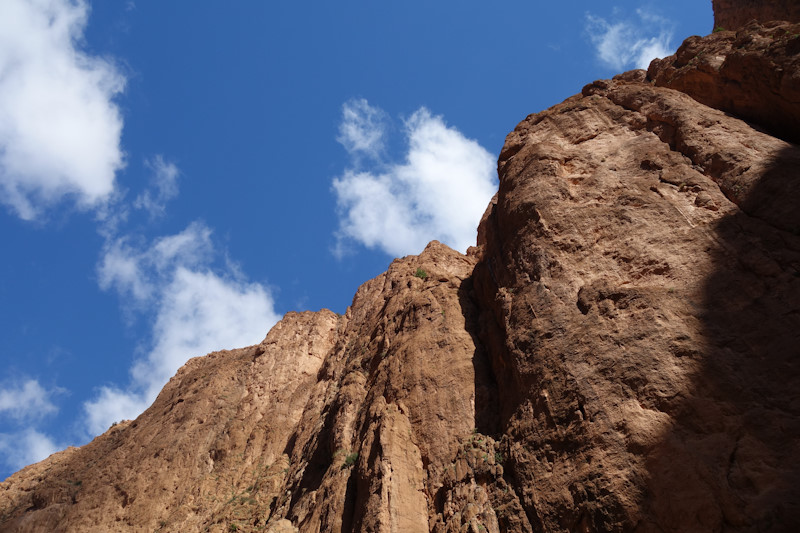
[2,2,799,532]
[713,0,800,30]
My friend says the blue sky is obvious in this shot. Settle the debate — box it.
[0,0,713,480]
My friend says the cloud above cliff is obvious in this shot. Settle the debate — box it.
[333,99,497,257]
[85,222,280,435]
[0,0,125,220]
[0,429,59,473]
[585,8,675,70]
[0,0,280,442]
[0,379,63,472]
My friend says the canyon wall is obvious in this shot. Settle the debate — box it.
[2,3,799,532]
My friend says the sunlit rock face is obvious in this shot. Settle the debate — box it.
[474,68,800,532]
[2,2,800,532]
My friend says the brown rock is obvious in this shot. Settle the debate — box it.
[2,5,800,532]
[474,72,800,531]
[713,0,800,30]
[268,241,496,533]
[1,242,498,532]
[648,20,800,144]
[0,310,339,532]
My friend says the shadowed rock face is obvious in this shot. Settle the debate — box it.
[2,3,800,533]
[649,20,800,144]
[473,72,800,532]
[713,0,800,30]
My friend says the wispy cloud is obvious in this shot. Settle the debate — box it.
[337,98,389,160]
[98,221,213,303]
[0,1,280,471]
[134,156,180,218]
[332,99,496,257]
[0,428,59,475]
[585,8,675,71]
[135,268,276,398]
[87,222,280,435]
[0,0,125,220]
[0,379,63,475]
[0,379,60,421]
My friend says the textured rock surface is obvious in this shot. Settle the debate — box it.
[649,20,800,143]
[473,72,800,531]
[1,242,503,532]
[0,310,339,532]
[713,0,800,30]
[2,3,800,532]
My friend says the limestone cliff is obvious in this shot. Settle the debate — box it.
[2,3,799,532]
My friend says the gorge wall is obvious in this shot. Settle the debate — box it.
[2,2,799,532]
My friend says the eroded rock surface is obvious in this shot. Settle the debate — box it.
[649,20,800,143]
[713,0,800,30]
[0,310,339,532]
[1,242,508,532]
[474,72,800,531]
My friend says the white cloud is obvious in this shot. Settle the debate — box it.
[0,379,60,421]
[97,221,213,303]
[134,156,180,218]
[585,8,675,71]
[0,379,62,476]
[0,0,125,220]
[150,223,213,270]
[86,222,280,435]
[333,101,496,257]
[97,238,152,302]
[133,268,277,400]
[0,428,59,474]
[82,386,148,438]
[337,98,388,159]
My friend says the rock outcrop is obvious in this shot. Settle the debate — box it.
[649,19,800,144]
[1,244,502,533]
[474,69,800,531]
[2,2,799,532]
[713,0,800,30]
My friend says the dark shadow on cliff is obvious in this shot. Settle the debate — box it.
[639,144,800,531]
[459,275,502,437]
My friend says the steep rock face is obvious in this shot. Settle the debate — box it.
[0,310,339,532]
[474,70,800,531]
[713,0,800,30]
[3,6,800,533]
[1,242,510,532]
[266,242,503,533]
